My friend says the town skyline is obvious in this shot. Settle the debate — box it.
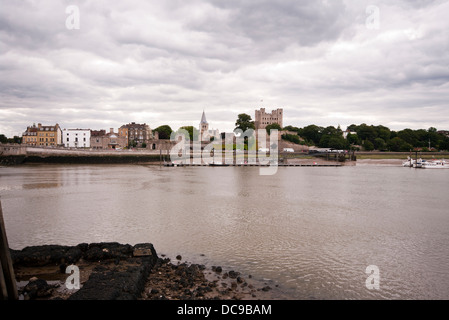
[3,107,449,141]
[1,1,449,137]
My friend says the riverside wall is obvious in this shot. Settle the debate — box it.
[0,144,164,165]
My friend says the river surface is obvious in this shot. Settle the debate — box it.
[1,163,448,299]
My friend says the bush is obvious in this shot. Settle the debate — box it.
[266,123,282,135]
[363,140,375,151]
[281,134,300,144]
[399,142,413,152]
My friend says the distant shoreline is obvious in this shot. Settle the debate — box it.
[1,148,448,166]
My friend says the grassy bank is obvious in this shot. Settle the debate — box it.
[356,153,449,160]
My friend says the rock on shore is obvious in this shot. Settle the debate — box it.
[11,242,277,300]
[12,242,158,300]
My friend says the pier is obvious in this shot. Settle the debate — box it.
[163,163,342,167]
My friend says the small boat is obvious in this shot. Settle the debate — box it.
[421,159,449,169]
[402,157,424,168]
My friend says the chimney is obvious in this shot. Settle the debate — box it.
[110,128,114,134]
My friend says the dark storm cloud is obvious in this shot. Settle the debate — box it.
[208,0,348,45]
[0,0,449,137]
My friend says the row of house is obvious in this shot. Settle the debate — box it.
[22,122,156,150]
[21,109,287,150]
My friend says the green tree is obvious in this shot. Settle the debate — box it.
[373,138,386,150]
[322,126,338,136]
[375,125,391,141]
[363,140,375,151]
[387,137,406,151]
[328,136,348,150]
[265,123,281,135]
[154,125,173,140]
[400,142,413,152]
[357,123,377,142]
[281,134,300,144]
[397,129,418,146]
[439,137,449,151]
[300,125,323,145]
[346,133,359,145]
[347,124,359,132]
[0,134,7,143]
[12,136,22,144]
[178,126,199,141]
[234,113,255,132]
[283,125,300,132]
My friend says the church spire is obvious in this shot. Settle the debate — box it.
[200,110,208,124]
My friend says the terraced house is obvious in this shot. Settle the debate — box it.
[119,122,152,147]
[22,123,62,146]
[63,128,91,148]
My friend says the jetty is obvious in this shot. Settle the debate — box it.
[164,163,342,167]
[1,144,347,167]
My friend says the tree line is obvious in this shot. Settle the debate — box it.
[283,123,449,152]
[0,134,22,144]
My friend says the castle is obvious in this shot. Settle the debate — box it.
[255,108,283,130]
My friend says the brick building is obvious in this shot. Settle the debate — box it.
[90,128,127,149]
[119,122,152,147]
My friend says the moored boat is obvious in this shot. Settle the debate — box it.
[402,157,424,168]
[421,159,449,169]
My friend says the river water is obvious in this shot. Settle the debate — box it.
[1,163,448,299]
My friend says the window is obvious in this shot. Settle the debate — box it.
[67,138,69,142]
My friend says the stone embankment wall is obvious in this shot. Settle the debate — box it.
[0,144,163,165]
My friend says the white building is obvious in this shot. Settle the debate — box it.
[63,129,91,148]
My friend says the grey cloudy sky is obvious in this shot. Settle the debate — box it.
[1,0,449,137]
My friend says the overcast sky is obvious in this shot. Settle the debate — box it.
[1,0,448,137]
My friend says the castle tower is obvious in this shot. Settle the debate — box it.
[255,108,283,130]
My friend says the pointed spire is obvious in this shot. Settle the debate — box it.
[200,110,208,124]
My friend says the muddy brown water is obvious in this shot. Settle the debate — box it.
[1,163,449,299]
